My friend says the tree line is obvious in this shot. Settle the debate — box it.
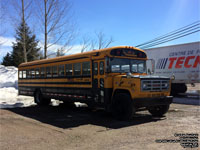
[1,0,114,67]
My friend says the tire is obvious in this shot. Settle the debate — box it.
[171,83,187,96]
[148,105,170,117]
[34,90,51,106]
[111,92,135,121]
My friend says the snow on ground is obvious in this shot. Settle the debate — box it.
[0,87,35,108]
[0,65,35,108]
[0,65,85,108]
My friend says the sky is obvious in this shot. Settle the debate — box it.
[0,0,199,61]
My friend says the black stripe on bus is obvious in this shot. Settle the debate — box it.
[18,82,91,85]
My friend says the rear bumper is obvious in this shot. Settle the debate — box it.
[133,96,173,108]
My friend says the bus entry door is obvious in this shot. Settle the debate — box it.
[92,60,105,104]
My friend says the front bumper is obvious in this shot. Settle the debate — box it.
[133,96,173,108]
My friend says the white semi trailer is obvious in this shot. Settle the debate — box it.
[145,42,200,95]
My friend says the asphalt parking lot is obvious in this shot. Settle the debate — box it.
[0,100,199,150]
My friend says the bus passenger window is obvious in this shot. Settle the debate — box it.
[35,68,40,78]
[23,71,26,78]
[27,70,31,78]
[46,67,52,78]
[59,65,65,76]
[100,61,104,75]
[40,67,45,78]
[66,64,72,76]
[82,62,90,76]
[94,62,98,75]
[19,71,23,79]
[74,63,81,76]
[52,66,58,77]
[31,69,35,78]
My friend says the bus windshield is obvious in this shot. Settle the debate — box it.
[110,58,146,73]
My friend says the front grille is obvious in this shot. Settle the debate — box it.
[141,79,169,92]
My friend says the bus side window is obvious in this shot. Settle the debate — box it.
[66,64,72,76]
[46,67,52,78]
[59,65,65,76]
[94,62,98,75]
[31,69,35,78]
[19,71,23,79]
[100,61,104,75]
[40,67,45,78]
[73,63,81,76]
[23,70,26,78]
[27,70,31,78]
[35,68,40,78]
[52,66,58,77]
[82,62,90,76]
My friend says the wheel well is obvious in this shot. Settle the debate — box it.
[112,89,131,101]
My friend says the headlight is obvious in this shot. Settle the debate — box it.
[163,83,169,88]
[143,83,147,89]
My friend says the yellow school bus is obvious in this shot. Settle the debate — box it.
[18,46,172,120]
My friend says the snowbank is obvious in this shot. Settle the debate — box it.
[0,65,35,108]
[0,65,18,88]
[0,87,35,108]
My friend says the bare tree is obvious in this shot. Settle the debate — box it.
[80,36,91,53]
[0,0,9,44]
[81,31,114,53]
[95,31,114,50]
[20,0,34,62]
[35,0,76,58]
[5,0,33,62]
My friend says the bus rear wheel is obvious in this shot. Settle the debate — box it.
[148,105,169,117]
[112,92,135,121]
[34,90,51,106]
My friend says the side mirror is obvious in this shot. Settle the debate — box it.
[171,74,175,80]
[147,68,152,75]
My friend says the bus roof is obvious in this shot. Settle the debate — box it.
[19,46,145,67]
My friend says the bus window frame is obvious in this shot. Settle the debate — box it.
[66,63,73,77]
[23,70,26,79]
[58,64,65,77]
[82,61,91,77]
[40,67,46,78]
[94,62,98,75]
[99,61,104,75]
[19,70,23,79]
[73,63,81,76]
[46,66,52,78]
[52,66,58,77]
[35,68,40,78]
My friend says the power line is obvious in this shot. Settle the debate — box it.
[140,28,200,49]
[136,21,200,48]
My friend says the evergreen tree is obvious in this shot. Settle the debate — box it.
[1,52,14,66]
[12,22,41,67]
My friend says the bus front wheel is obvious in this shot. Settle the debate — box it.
[111,92,135,121]
[34,90,51,106]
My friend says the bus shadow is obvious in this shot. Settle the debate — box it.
[5,103,165,129]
